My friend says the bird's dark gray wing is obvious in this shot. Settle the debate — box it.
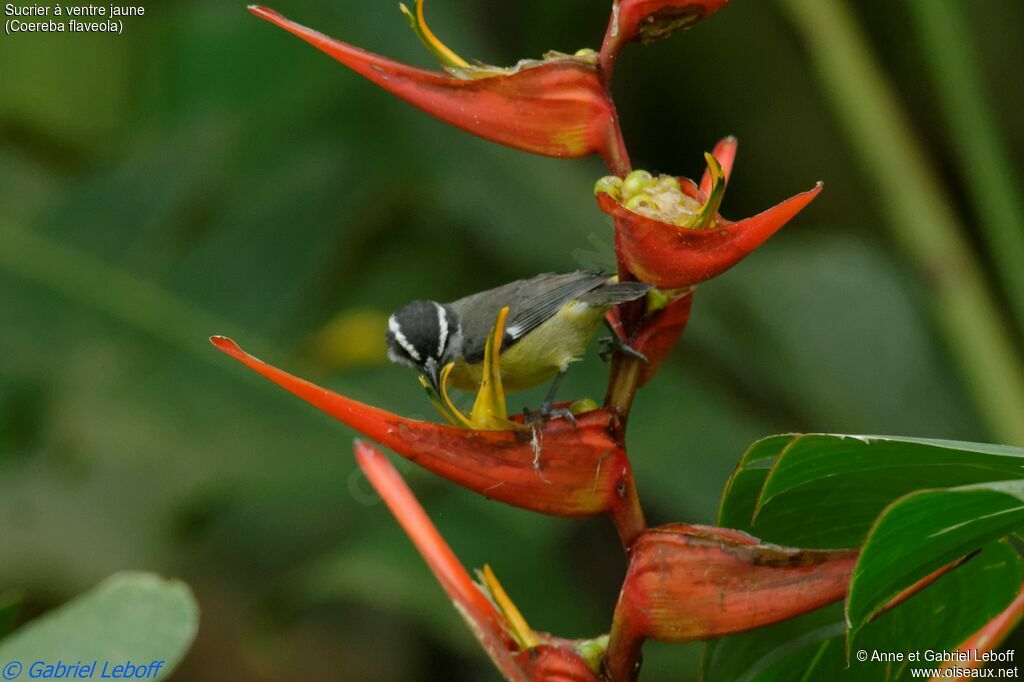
[576,281,651,306]
[505,272,611,341]
[452,271,609,364]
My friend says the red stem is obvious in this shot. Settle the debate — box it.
[594,0,650,606]
[603,625,643,682]
[604,355,645,426]
[598,0,624,89]
[602,113,633,178]
[610,455,647,551]
[599,106,645,429]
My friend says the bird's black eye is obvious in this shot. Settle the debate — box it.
[388,300,449,366]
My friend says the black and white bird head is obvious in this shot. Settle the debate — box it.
[386,300,463,392]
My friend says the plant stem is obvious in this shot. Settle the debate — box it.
[605,355,644,422]
[599,0,624,89]
[597,0,631,177]
[777,0,1024,445]
[906,0,1024,338]
[602,115,634,178]
[603,622,643,682]
[595,0,648,622]
[610,453,647,550]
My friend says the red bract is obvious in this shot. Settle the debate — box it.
[353,440,523,680]
[600,0,731,77]
[212,336,642,527]
[249,6,627,167]
[603,524,857,680]
[606,290,694,388]
[515,646,601,682]
[355,441,600,681]
[598,141,822,288]
[699,135,737,198]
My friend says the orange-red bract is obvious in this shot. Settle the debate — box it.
[699,135,738,198]
[603,524,857,680]
[212,336,639,521]
[353,440,525,680]
[598,139,822,288]
[249,6,626,165]
[515,646,601,682]
[600,0,731,76]
[356,440,601,681]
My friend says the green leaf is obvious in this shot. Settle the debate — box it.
[703,541,1023,681]
[718,434,1024,548]
[0,573,198,679]
[848,480,1024,644]
[703,603,845,682]
[717,434,795,531]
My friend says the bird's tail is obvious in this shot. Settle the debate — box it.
[577,281,652,307]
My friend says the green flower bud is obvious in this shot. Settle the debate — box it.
[625,194,658,212]
[645,288,671,315]
[594,175,624,198]
[621,170,655,200]
[569,398,600,415]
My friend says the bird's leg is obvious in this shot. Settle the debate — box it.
[598,321,650,363]
[523,370,576,427]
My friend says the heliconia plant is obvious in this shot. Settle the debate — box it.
[248,4,630,171]
[219,2,1024,679]
[594,146,824,288]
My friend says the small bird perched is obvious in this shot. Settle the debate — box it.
[385,271,650,420]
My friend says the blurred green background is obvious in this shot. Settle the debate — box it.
[2,0,1023,679]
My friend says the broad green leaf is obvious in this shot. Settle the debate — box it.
[758,436,1024,507]
[0,573,198,680]
[718,434,1024,548]
[848,480,1024,644]
[703,541,1022,681]
[717,434,795,532]
[703,603,845,682]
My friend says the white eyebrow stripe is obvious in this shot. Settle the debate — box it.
[433,302,448,357]
[388,315,421,362]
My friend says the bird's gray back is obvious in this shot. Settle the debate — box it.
[449,271,609,364]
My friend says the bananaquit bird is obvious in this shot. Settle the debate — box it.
[385,271,650,419]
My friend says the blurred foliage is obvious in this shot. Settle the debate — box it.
[0,0,1022,679]
[0,573,197,680]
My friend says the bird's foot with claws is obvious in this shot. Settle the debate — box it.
[599,335,650,363]
[523,402,577,429]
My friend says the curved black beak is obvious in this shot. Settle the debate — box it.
[422,357,441,395]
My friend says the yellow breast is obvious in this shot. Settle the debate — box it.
[447,301,607,393]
